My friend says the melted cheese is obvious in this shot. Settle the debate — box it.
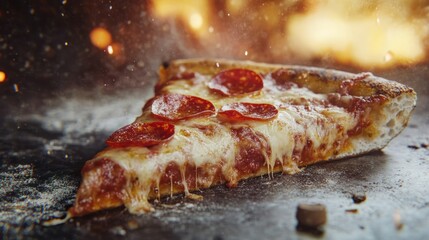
[95,71,361,213]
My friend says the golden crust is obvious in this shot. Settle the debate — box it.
[161,58,416,99]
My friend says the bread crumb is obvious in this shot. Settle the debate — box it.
[345,209,359,214]
[110,226,127,236]
[352,194,366,204]
[296,203,327,228]
[393,211,403,230]
[127,219,139,230]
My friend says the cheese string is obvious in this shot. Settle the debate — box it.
[42,212,72,226]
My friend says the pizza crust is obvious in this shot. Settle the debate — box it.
[68,59,416,217]
[161,58,415,98]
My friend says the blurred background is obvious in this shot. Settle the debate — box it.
[1,0,428,99]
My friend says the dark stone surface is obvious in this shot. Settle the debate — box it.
[1,78,428,240]
[1,1,429,239]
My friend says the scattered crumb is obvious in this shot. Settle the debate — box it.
[110,226,127,236]
[352,194,367,204]
[407,145,419,150]
[296,203,327,229]
[393,211,403,230]
[127,219,139,230]
[295,203,326,236]
[407,143,429,150]
[345,209,359,214]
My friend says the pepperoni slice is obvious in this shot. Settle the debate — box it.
[106,122,174,148]
[208,69,263,96]
[149,93,216,121]
[218,102,278,121]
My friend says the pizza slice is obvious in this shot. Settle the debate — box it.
[67,59,416,218]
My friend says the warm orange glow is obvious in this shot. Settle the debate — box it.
[151,0,210,36]
[0,71,6,83]
[226,0,245,14]
[107,45,114,55]
[90,27,112,49]
[106,43,123,56]
[149,0,429,69]
[286,0,427,68]
[189,12,203,30]
[106,43,125,65]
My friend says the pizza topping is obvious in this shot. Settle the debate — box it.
[270,68,299,90]
[218,102,278,121]
[327,94,386,113]
[149,93,216,121]
[106,122,175,148]
[338,72,372,96]
[169,72,195,81]
[208,68,263,95]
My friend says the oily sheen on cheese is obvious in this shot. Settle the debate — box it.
[66,59,416,218]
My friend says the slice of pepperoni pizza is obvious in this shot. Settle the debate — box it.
[68,59,417,217]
